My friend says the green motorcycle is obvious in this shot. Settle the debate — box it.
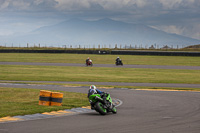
[89,93,117,115]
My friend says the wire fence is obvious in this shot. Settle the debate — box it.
[0,43,191,50]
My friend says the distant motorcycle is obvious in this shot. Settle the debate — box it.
[89,93,117,115]
[86,59,93,66]
[116,59,123,66]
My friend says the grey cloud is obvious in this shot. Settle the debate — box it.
[0,0,58,11]
[1,0,200,18]
[0,0,200,39]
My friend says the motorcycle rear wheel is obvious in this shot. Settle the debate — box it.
[95,102,107,115]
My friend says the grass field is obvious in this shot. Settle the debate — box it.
[0,65,199,84]
[0,87,89,118]
[0,53,200,66]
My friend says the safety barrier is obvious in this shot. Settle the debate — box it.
[39,90,51,106]
[51,92,63,106]
[111,50,200,56]
[1,49,199,56]
[39,90,63,106]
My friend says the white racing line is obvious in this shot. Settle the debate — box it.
[112,98,123,107]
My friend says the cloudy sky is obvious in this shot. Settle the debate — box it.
[0,0,200,40]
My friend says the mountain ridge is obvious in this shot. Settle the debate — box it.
[0,18,199,47]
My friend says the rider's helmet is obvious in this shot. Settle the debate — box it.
[90,85,96,90]
[90,85,97,94]
[117,57,119,59]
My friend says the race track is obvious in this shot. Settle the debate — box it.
[0,62,200,133]
[0,84,200,133]
[0,62,200,70]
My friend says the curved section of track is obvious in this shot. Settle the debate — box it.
[0,84,200,133]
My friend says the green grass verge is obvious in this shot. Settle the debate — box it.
[0,65,199,84]
[0,53,200,66]
[0,87,90,118]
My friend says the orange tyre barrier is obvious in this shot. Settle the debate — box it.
[39,90,51,106]
[50,92,63,106]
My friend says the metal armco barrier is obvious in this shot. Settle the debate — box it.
[111,50,200,56]
[0,49,199,56]
[39,90,63,106]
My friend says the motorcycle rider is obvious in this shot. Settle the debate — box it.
[116,56,121,62]
[88,85,107,109]
[116,57,120,62]
[116,56,122,64]
[86,57,90,64]
[88,85,103,97]
[86,57,92,65]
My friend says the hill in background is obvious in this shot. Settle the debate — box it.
[0,18,199,48]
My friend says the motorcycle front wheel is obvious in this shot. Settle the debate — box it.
[111,107,117,114]
[95,102,107,115]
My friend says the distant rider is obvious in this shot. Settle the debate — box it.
[86,57,92,65]
[116,57,122,63]
[86,57,90,64]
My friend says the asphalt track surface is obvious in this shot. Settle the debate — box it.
[1,80,200,88]
[0,84,200,133]
[1,62,200,70]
